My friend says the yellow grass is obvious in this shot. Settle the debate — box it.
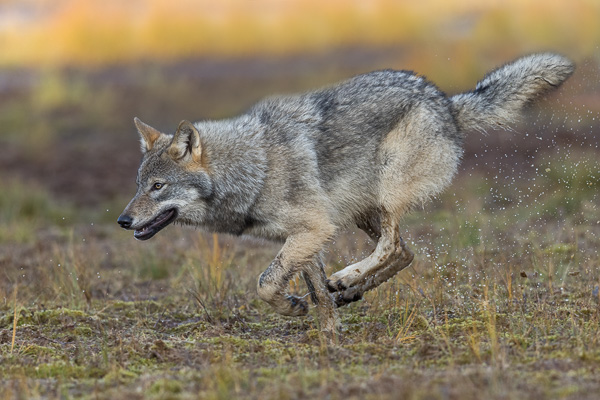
[211,233,222,289]
[0,0,598,67]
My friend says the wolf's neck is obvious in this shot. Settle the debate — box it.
[197,117,268,235]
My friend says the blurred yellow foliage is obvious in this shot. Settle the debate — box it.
[0,0,598,67]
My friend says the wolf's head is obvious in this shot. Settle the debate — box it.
[117,118,213,240]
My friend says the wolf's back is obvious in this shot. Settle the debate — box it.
[450,53,574,132]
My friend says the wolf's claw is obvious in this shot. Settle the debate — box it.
[286,295,309,316]
[326,279,347,293]
[333,287,363,307]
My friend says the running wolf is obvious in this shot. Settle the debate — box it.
[118,53,573,338]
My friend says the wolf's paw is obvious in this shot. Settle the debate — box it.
[326,269,360,292]
[327,266,366,293]
[326,278,348,292]
[285,295,309,316]
[333,286,363,308]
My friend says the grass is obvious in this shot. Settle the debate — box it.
[0,155,598,399]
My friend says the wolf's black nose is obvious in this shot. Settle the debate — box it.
[117,214,133,229]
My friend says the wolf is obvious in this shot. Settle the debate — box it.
[118,53,573,339]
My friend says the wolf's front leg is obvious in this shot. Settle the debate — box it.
[257,254,309,316]
[256,228,336,319]
[302,255,339,340]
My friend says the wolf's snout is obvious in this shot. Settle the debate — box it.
[117,214,133,229]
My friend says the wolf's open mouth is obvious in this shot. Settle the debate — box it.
[134,208,178,241]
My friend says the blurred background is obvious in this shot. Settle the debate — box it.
[0,0,598,237]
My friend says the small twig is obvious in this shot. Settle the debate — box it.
[38,334,66,346]
[11,284,18,354]
[153,308,169,330]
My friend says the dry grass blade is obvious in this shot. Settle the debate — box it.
[187,288,214,324]
[10,284,18,353]
[395,303,418,343]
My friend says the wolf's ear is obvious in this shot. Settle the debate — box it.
[167,120,202,164]
[134,117,162,153]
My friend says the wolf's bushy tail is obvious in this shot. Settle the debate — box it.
[450,53,574,132]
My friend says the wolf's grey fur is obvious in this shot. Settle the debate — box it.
[119,53,574,339]
[450,53,574,132]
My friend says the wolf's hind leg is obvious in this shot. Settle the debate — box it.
[356,212,381,243]
[302,255,339,339]
[333,237,414,307]
[327,213,406,292]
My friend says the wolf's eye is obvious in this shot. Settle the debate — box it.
[152,182,164,191]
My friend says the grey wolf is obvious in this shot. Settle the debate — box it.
[118,53,574,339]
